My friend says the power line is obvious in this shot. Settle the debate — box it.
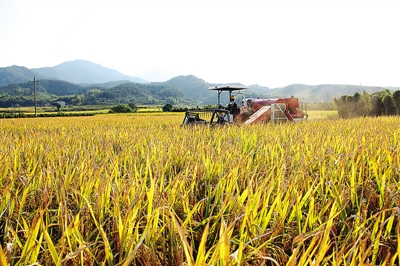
[30,77,39,117]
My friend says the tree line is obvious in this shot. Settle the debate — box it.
[334,89,400,118]
[0,81,192,108]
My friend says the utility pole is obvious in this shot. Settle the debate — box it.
[30,77,39,117]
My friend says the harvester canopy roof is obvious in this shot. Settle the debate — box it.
[208,85,249,91]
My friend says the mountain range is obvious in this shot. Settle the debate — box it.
[0,59,397,106]
[1,60,147,85]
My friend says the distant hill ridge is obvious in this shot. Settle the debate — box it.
[1,59,397,105]
[265,83,388,102]
[0,59,147,86]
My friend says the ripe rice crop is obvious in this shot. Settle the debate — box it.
[1,114,400,265]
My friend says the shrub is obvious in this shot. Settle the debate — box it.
[128,103,138,112]
[162,104,173,112]
[109,104,133,113]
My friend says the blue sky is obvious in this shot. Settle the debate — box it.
[1,0,399,87]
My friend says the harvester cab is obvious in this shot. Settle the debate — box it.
[181,85,308,126]
[182,85,248,126]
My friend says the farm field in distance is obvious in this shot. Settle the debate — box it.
[0,105,165,117]
[1,112,399,265]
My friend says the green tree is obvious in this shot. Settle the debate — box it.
[162,104,173,112]
[371,93,383,116]
[353,92,365,116]
[392,90,400,114]
[334,96,348,118]
[345,95,355,117]
[109,104,132,113]
[382,94,396,115]
[128,103,138,112]
[165,97,176,105]
[361,90,372,115]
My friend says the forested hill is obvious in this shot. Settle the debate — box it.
[164,75,209,100]
[0,76,394,107]
[0,66,47,86]
[151,78,391,104]
[0,79,192,107]
[0,75,261,107]
[163,76,266,104]
[266,84,388,102]
[0,60,146,87]
[32,60,147,84]
[1,59,397,107]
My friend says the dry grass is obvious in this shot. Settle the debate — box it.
[0,114,400,265]
[307,110,339,120]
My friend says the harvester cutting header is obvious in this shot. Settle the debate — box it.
[182,85,307,126]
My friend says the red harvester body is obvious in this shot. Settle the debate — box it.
[182,85,307,126]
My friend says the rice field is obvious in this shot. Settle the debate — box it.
[1,112,400,265]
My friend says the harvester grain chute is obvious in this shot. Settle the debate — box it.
[182,85,307,126]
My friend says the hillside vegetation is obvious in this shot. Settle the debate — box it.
[1,60,397,107]
[266,84,388,102]
[335,89,400,118]
[0,76,393,108]
[0,60,145,86]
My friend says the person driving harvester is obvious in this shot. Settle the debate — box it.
[226,95,238,122]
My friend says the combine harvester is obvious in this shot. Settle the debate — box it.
[182,85,307,126]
